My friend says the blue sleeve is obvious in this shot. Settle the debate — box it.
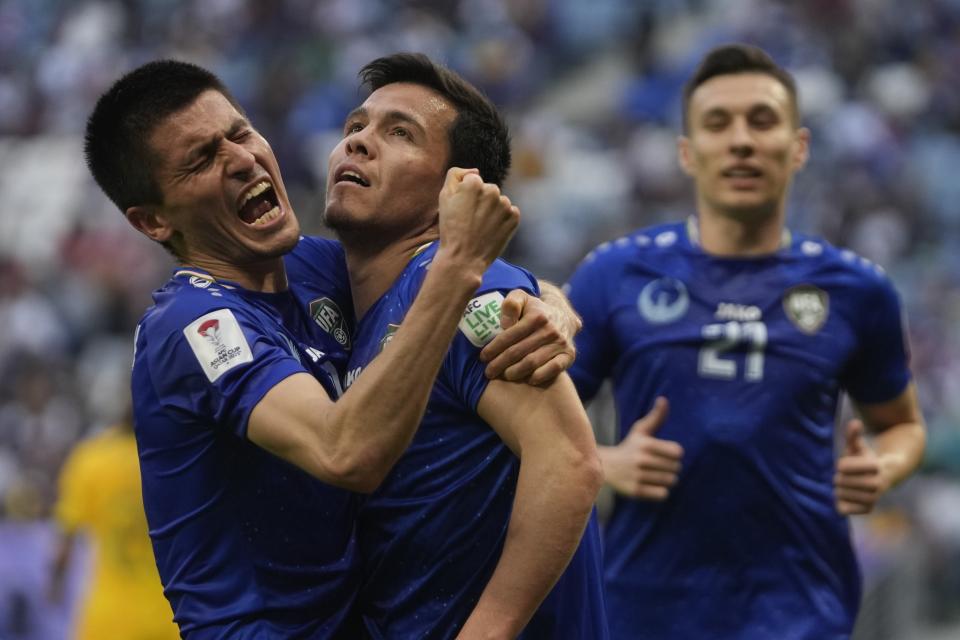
[841,276,912,404]
[564,252,616,402]
[143,301,308,439]
[402,257,539,411]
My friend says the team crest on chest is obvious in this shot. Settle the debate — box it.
[783,285,829,334]
[308,297,351,349]
[637,278,689,324]
[379,323,401,353]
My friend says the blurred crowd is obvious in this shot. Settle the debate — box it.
[2,0,960,636]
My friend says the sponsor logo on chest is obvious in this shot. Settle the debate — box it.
[714,302,762,322]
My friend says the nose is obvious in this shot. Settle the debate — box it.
[728,118,754,157]
[223,139,256,178]
[345,128,373,158]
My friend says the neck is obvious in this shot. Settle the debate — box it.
[695,201,787,257]
[341,226,439,318]
[179,255,289,292]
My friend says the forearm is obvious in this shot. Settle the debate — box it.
[873,421,926,488]
[328,252,482,489]
[458,454,599,638]
[857,383,927,490]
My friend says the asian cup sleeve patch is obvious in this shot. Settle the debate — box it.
[183,309,254,382]
[459,291,505,348]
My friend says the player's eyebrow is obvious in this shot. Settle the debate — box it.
[343,106,427,137]
[344,106,367,125]
[181,117,250,166]
[381,110,426,136]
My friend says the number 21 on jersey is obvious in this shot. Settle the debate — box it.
[698,321,768,381]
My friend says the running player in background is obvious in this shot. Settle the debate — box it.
[49,417,179,640]
[564,43,926,639]
[84,60,575,638]
[318,53,607,639]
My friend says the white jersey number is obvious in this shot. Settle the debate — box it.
[698,321,767,381]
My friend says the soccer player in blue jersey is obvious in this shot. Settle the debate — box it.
[84,60,577,639]
[564,43,927,640]
[317,53,607,639]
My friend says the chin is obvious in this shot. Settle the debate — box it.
[258,219,302,257]
[719,199,779,222]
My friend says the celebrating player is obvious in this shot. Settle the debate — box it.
[84,60,576,638]
[565,43,926,639]
[314,53,607,639]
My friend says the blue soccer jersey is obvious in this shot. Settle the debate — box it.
[132,237,359,639]
[342,242,607,639]
[565,219,912,640]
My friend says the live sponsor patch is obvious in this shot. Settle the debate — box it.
[184,309,253,382]
[459,292,504,347]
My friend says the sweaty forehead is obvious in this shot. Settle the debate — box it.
[689,72,793,117]
[363,82,456,129]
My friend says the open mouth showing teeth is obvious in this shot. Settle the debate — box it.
[239,181,281,225]
[337,170,369,187]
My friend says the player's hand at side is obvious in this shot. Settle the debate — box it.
[479,289,579,386]
[834,419,889,515]
[437,167,519,275]
[600,397,683,501]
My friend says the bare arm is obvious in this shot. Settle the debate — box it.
[248,169,519,492]
[456,374,603,638]
[480,280,582,385]
[834,382,926,514]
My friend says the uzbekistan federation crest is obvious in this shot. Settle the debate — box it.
[309,297,351,349]
[783,285,829,334]
[378,324,401,353]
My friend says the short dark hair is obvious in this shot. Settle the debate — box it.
[85,59,243,212]
[358,53,511,187]
[682,44,799,130]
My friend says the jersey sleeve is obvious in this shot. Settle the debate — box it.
[403,256,540,411]
[841,275,912,404]
[140,300,309,439]
[564,251,617,402]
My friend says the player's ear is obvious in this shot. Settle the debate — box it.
[791,127,811,171]
[677,136,695,176]
[126,205,176,244]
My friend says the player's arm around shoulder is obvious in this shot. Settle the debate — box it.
[456,373,603,639]
[250,168,519,494]
[479,280,582,386]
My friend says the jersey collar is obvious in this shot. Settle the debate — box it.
[411,241,435,258]
[172,267,237,289]
[685,215,792,251]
